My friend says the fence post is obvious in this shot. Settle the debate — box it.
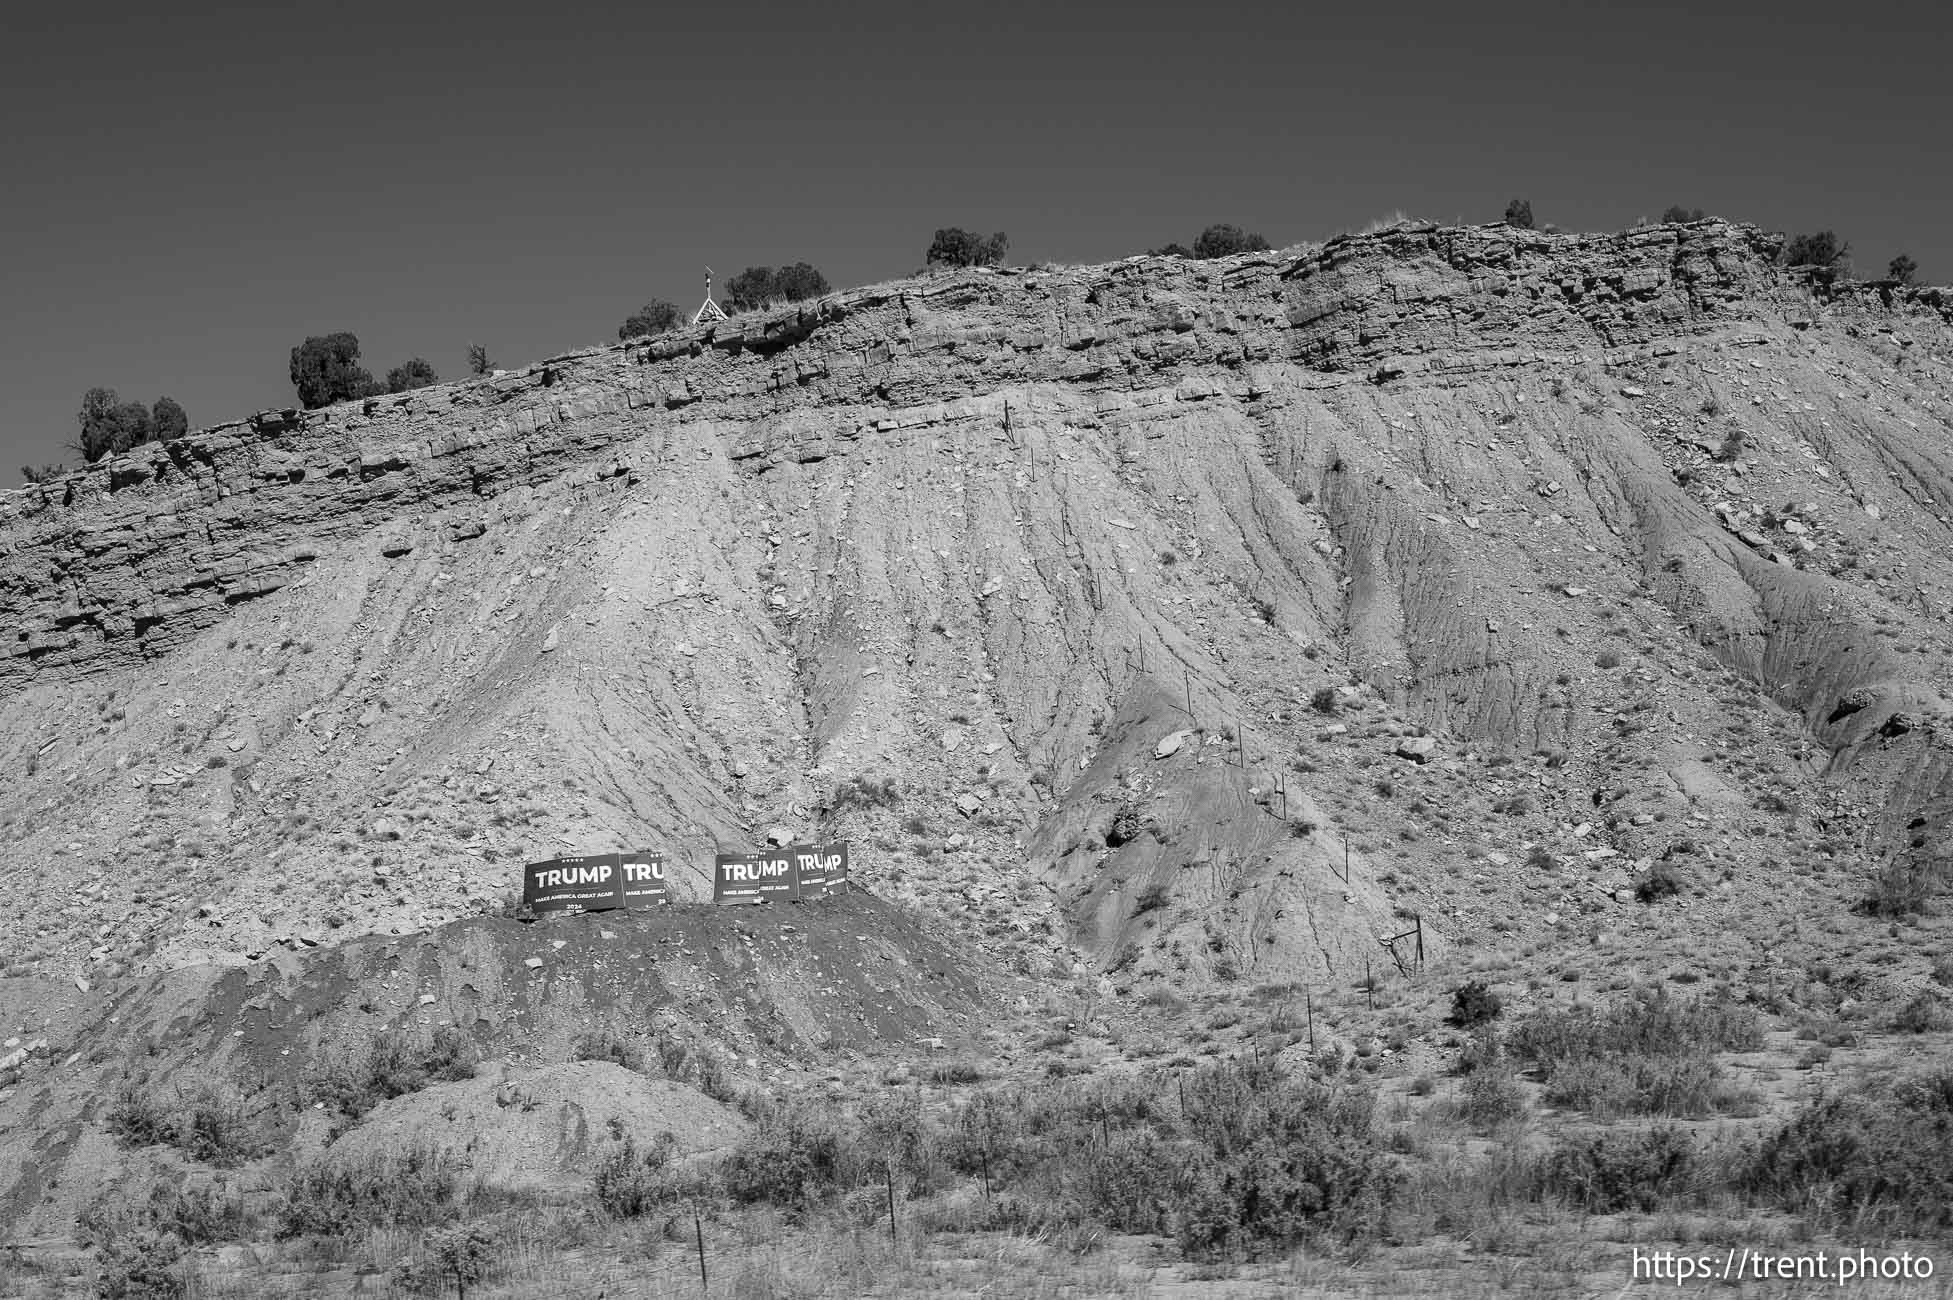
[1184,668,1194,722]
[886,1164,898,1246]
[1306,991,1316,1054]
[694,1208,708,1291]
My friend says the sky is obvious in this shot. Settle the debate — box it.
[3,0,1948,469]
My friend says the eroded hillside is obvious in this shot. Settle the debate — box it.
[4,220,1953,1252]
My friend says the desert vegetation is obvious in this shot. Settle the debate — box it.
[721,262,831,313]
[925,227,1009,268]
[289,333,439,408]
[66,388,190,464]
[48,981,1953,1297]
[618,299,683,340]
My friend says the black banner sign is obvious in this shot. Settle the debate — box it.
[523,853,623,912]
[618,851,669,905]
[713,849,798,903]
[790,842,849,898]
[713,841,848,903]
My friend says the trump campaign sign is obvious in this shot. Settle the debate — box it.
[712,842,848,903]
[523,850,670,913]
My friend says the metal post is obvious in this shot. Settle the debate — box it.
[694,1209,708,1290]
[1306,992,1315,1054]
[1366,957,1374,1011]
[1184,668,1194,722]
[886,1165,898,1245]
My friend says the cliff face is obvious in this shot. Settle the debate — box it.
[3,216,1952,1019]
[0,220,1827,684]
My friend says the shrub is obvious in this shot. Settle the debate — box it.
[1150,242,1192,257]
[178,1085,261,1167]
[831,773,900,813]
[1545,1126,1697,1211]
[106,1083,176,1149]
[1172,1061,1396,1256]
[926,228,1009,268]
[290,333,384,409]
[77,1180,250,1252]
[724,263,830,312]
[1508,990,1758,1118]
[466,343,492,375]
[1595,649,1622,669]
[1782,230,1850,285]
[572,1029,646,1073]
[1309,687,1338,715]
[720,1103,854,1214]
[1892,991,1952,1033]
[92,1228,185,1299]
[1133,884,1170,915]
[1661,206,1705,225]
[1449,982,1503,1028]
[593,1143,651,1218]
[1745,1077,1953,1232]
[859,1089,944,1196]
[1504,199,1535,230]
[418,1222,498,1297]
[150,397,188,443]
[21,463,67,483]
[312,1026,478,1119]
[1886,253,1918,285]
[651,1030,735,1100]
[385,358,438,393]
[1858,858,1943,917]
[1460,1060,1527,1131]
[618,300,682,340]
[277,1149,460,1238]
[936,1062,1397,1257]
[74,388,157,462]
[1636,862,1686,903]
[1191,224,1271,259]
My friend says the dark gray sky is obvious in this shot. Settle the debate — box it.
[4,0,1947,469]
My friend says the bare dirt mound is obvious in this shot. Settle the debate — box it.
[0,889,1000,1238]
[318,1061,746,1194]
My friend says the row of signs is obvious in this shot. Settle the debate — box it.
[521,843,850,914]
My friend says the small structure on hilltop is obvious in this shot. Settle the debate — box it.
[691,268,728,326]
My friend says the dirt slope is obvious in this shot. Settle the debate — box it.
[3,217,1953,1242]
